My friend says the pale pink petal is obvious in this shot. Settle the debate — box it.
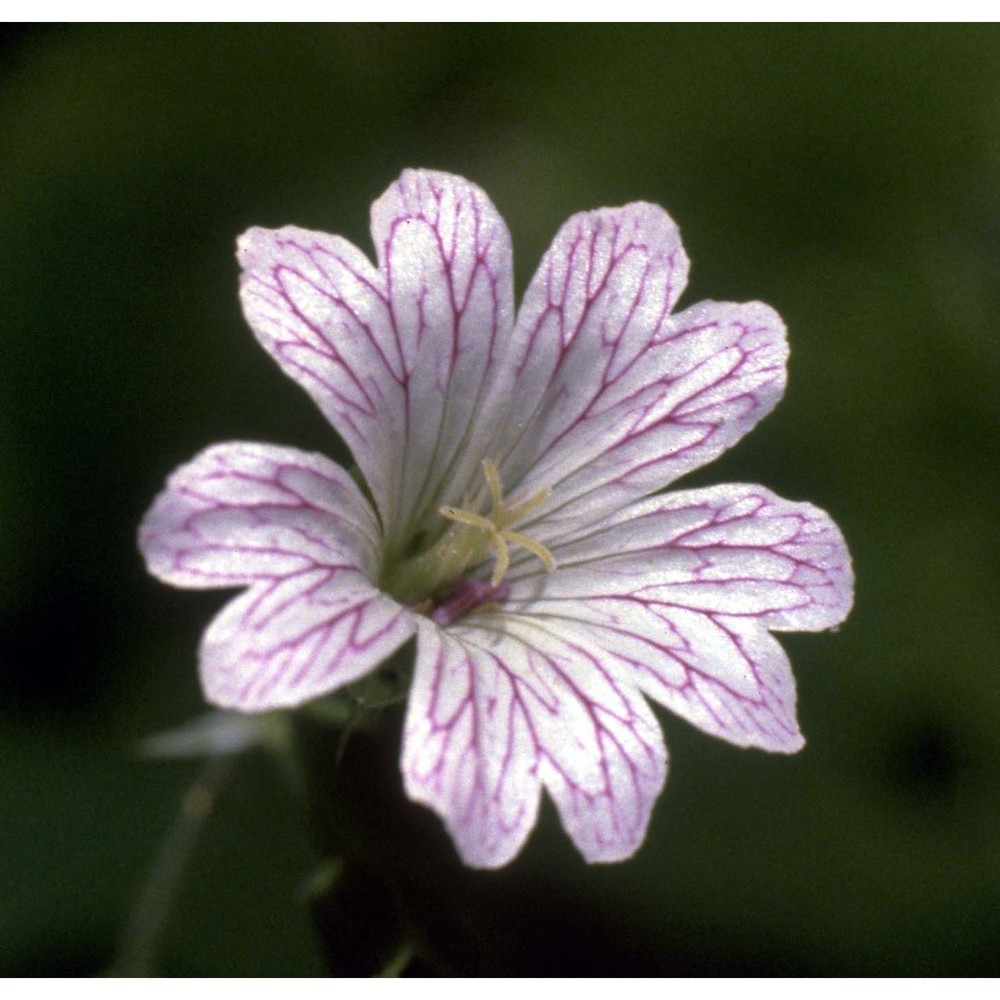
[402,616,667,868]
[236,225,407,537]
[491,202,687,487]
[140,442,382,587]
[139,442,415,711]
[198,567,414,711]
[529,300,787,532]
[369,170,516,546]
[487,202,786,528]
[506,484,853,751]
[237,170,515,549]
[401,623,540,869]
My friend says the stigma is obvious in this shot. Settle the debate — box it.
[382,460,556,606]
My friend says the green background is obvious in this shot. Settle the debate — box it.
[2,25,998,975]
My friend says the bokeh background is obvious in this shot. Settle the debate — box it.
[2,24,998,975]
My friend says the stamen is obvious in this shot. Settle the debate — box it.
[501,486,552,526]
[439,506,495,533]
[490,533,510,585]
[483,459,504,512]
[438,461,556,585]
[503,531,557,573]
[383,460,557,605]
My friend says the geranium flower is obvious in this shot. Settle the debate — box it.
[139,169,853,868]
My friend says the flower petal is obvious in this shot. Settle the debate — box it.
[402,616,667,868]
[537,300,788,531]
[236,223,407,537]
[140,442,382,587]
[139,442,415,710]
[507,484,853,751]
[369,169,516,546]
[238,170,517,551]
[492,201,786,527]
[493,202,687,486]
[198,567,414,710]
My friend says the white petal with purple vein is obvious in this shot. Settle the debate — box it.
[491,202,688,491]
[403,615,667,867]
[523,298,787,534]
[199,566,414,711]
[237,227,407,535]
[506,484,853,751]
[139,442,416,711]
[140,442,383,587]
[369,170,516,545]
[488,198,786,531]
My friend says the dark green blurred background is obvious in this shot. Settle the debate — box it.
[2,25,998,975]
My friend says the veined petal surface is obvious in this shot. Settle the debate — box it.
[141,442,382,586]
[506,484,853,751]
[403,615,667,868]
[198,567,413,711]
[370,170,516,545]
[237,226,406,537]
[494,202,786,531]
[238,170,516,551]
[139,443,415,710]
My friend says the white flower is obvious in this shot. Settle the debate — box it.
[140,169,853,868]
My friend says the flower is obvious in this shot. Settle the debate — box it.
[139,169,853,868]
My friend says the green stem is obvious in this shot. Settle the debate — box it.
[107,757,235,976]
[375,939,418,978]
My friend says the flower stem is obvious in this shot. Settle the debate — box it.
[106,756,235,976]
[374,939,417,978]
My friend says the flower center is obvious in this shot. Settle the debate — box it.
[383,460,556,606]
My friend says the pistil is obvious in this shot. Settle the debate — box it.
[382,460,556,605]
